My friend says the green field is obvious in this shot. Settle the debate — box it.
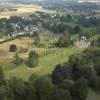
[0,46,83,80]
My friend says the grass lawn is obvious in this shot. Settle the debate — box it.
[0,46,83,80]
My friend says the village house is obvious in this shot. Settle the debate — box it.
[75,36,91,48]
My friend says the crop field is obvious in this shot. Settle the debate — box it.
[0,4,54,19]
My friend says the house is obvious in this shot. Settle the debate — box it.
[75,36,91,48]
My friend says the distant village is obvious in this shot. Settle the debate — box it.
[0,8,17,12]
[0,9,92,49]
[0,12,58,42]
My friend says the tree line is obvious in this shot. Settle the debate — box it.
[52,47,100,91]
[0,66,88,100]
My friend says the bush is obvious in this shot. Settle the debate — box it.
[56,35,74,48]
[9,44,17,52]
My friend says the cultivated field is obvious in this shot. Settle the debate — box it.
[0,3,55,19]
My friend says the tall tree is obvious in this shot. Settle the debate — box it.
[26,51,38,68]
[0,67,5,86]
[71,78,88,100]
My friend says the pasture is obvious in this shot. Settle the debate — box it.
[0,37,83,80]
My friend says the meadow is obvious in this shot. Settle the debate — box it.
[1,36,100,100]
[0,37,83,80]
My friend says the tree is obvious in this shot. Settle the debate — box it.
[26,51,38,68]
[13,52,23,65]
[68,54,96,81]
[9,44,17,52]
[34,36,40,47]
[30,77,54,100]
[52,64,69,85]
[33,31,40,47]
[0,67,5,86]
[90,76,100,91]
[7,77,27,100]
[25,81,37,100]
[0,86,7,100]
[60,80,74,91]
[49,87,71,100]
[94,63,100,76]
[73,26,81,34]
[71,78,88,100]
[60,14,73,22]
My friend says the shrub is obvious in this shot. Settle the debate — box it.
[9,44,17,52]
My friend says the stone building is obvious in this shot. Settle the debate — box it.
[75,36,91,48]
